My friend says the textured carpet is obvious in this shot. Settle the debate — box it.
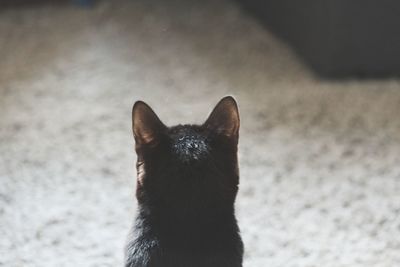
[1,0,400,266]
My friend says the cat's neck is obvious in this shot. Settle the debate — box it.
[136,204,239,245]
[128,207,243,267]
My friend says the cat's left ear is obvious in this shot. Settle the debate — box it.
[203,96,240,141]
[132,101,166,146]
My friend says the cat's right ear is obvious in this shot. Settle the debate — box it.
[132,101,166,146]
[203,96,240,141]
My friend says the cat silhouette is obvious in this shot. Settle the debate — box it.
[125,96,243,267]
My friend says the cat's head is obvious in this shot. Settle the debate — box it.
[132,96,240,217]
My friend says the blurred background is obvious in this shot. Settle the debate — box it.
[1,0,400,266]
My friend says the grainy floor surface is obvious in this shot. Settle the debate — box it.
[1,0,400,266]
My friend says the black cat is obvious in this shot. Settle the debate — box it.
[125,96,243,267]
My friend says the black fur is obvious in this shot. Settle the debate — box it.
[125,97,243,267]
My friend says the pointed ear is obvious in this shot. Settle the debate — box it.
[204,96,240,140]
[132,101,166,146]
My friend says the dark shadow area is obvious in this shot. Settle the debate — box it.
[236,0,400,79]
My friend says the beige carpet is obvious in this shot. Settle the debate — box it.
[1,0,400,266]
